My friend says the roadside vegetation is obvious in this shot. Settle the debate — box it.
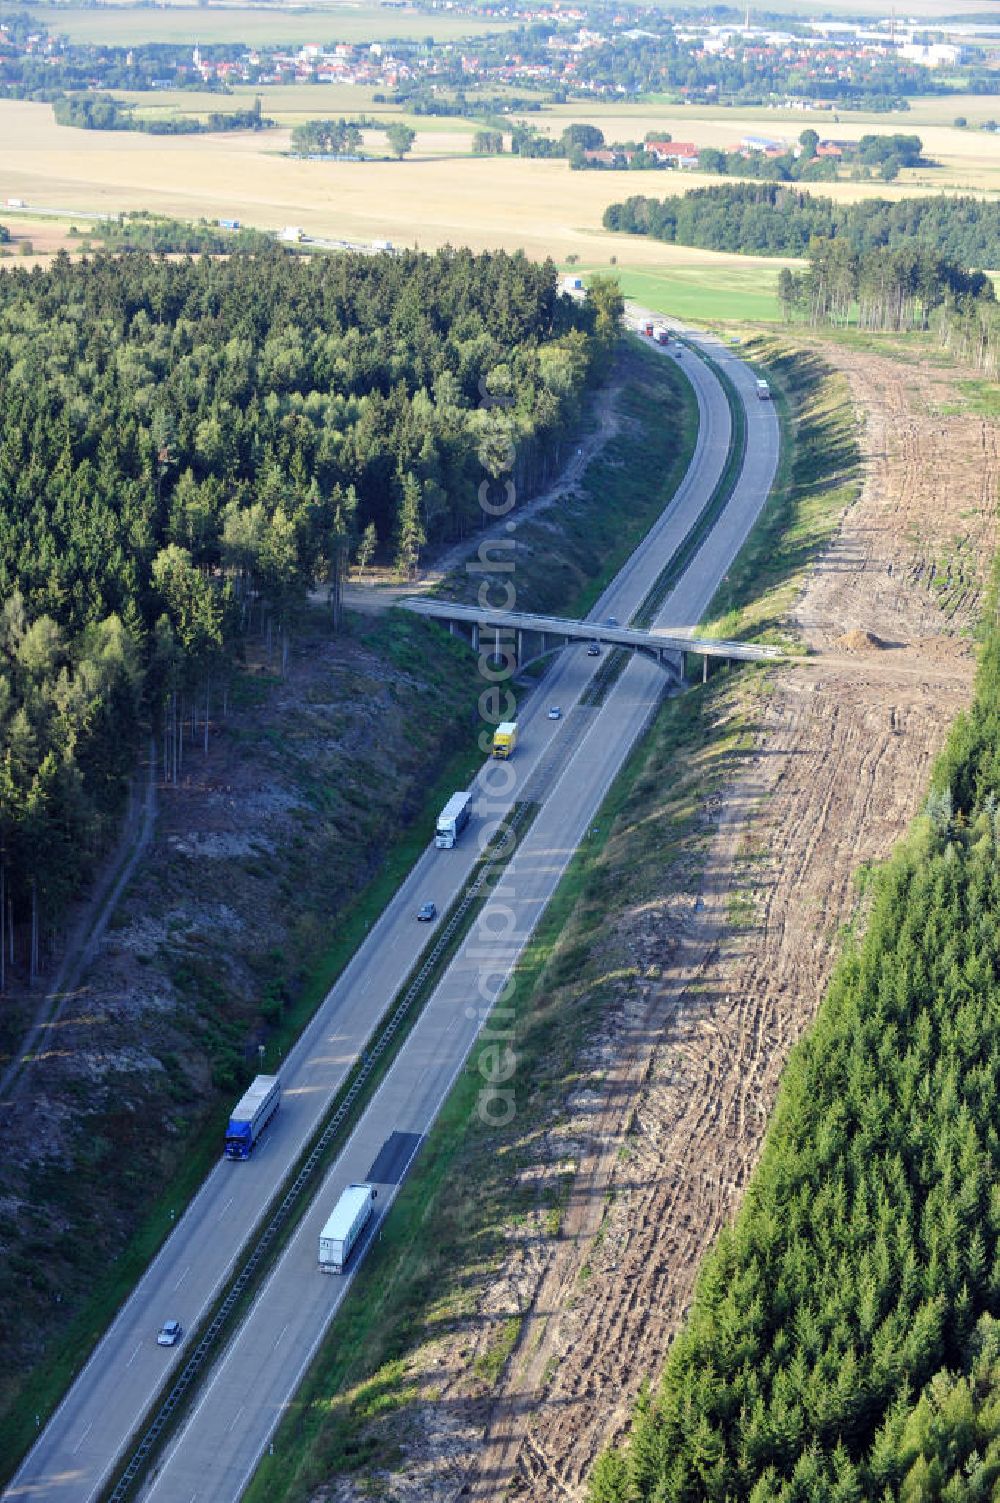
[700,336,862,646]
[240,334,856,1503]
[437,338,696,619]
[589,555,1000,1503]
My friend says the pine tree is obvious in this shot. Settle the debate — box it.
[394,473,426,581]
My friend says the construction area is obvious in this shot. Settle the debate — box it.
[305,340,999,1502]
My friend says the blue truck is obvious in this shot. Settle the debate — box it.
[224,1075,281,1159]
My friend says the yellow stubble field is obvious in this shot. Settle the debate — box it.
[0,100,769,262]
[5,97,1000,250]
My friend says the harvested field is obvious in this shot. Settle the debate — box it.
[291,341,999,1503]
[2,95,999,272]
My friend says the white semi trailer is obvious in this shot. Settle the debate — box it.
[318,1183,377,1272]
[435,790,472,849]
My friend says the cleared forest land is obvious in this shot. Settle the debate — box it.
[250,335,999,1502]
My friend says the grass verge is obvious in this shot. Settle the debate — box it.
[0,341,698,1486]
[243,668,761,1503]
[103,802,539,1502]
[700,334,863,645]
[634,344,747,630]
[241,338,832,1500]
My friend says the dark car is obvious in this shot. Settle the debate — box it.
[605,616,619,627]
[157,1320,182,1348]
[587,643,601,657]
[417,902,437,922]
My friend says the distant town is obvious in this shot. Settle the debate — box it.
[1,2,997,111]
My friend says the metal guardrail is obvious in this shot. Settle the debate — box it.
[105,800,533,1502]
[106,327,773,1500]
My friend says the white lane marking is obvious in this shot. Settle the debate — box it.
[228,1403,245,1434]
[217,1196,233,1221]
[173,1265,190,1292]
[125,1343,142,1369]
[141,349,752,1503]
[274,1322,289,1348]
[361,976,372,994]
[72,1422,92,1455]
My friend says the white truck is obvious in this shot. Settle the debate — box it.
[756,379,771,400]
[319,1183,377,1272]
[435,790,472,849]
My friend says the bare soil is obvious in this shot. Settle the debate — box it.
[326,345,999,1501]
[0,614,480,1419]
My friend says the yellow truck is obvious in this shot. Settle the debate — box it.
[492,721,518,759]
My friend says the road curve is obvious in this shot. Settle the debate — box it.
[5,328,771,1503]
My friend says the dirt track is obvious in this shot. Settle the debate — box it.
[359,345,998,1503]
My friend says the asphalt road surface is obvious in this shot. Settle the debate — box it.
[6,327,772,1503]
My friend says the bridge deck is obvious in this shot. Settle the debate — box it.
[399,598,786,664]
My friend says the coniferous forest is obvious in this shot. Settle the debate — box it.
[0,247,598,982]
[590,570,1000,1502]
[603,186,1000,265]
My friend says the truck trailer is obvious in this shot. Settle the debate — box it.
[492,721,518,759]
[436,790,472,849]
[224,1075,281,1159]
[654,327,670,345]
[319,1183,377,1272]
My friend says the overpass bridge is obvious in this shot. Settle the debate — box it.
[399,598,787,681]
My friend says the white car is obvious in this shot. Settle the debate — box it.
[157,1320,182,1347]
[548,706,562,720]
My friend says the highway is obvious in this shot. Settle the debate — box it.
[6,324,773,1503]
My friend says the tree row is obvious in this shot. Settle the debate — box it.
[603,183,1000,264]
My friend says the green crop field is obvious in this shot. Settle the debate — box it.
[570,261,787,325]
[0,1,514,45]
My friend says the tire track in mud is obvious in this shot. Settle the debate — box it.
[453,349,998,1502]
[335,349,998,1503]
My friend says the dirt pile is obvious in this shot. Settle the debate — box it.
[835,627,888,651]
